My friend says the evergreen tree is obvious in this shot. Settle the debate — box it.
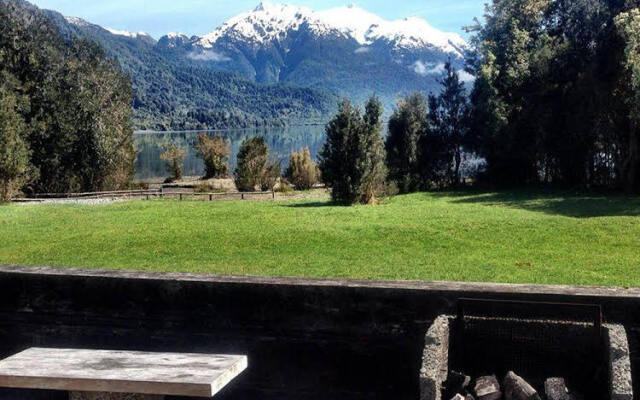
[320,100,361,203]
[429,61,470,185]
[235,137,269,192]
[358,96,388,204]
[386,94,428,193]
[0,72,35,201]
[320,97,388,204]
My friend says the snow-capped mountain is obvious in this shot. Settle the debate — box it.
[156,2,472,109]
[196,2,468,56]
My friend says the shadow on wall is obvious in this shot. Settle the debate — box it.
[433,189,640,218]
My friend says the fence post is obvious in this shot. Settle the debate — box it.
[272,190,275,199]
[209,194,213,201]
[180,193,183,201]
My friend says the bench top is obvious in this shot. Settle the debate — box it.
[0,348,247,397]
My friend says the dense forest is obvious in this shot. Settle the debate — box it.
[468,0,640,193]
[0,0,135,195]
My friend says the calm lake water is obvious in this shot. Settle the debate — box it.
[134,125,327,181]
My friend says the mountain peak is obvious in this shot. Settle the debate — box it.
[197,3,468,56]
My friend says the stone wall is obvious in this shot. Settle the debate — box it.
[0,265,639,400]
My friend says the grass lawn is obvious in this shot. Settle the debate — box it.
[1,190,639,287]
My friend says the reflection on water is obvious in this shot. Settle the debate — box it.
[134,125,327,181]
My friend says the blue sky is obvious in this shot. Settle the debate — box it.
[29,0,484,39]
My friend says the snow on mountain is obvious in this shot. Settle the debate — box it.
[199,2,311,48]
[104,27,151,40]
[196,2,468,56]
[65,16,90,27]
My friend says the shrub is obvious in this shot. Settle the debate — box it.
[286,147,318,190]
[261,162,281,191]
[160,145,186,182]
[234,137,269,192]
[275,179,294,194]
[194,134,231,179]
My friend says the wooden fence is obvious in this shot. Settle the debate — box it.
[14,188,277,202]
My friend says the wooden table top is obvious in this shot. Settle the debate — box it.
[0,348,248,397]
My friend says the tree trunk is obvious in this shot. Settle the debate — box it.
[627,126,640,194]
[454,148,462,186]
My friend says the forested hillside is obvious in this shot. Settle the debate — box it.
[32,1,336,131]
[0,0,135,195]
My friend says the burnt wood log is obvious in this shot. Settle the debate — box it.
[443,371,470,399]
[544,378,571,400]
[474,376,501,400]
[503,372,540,400]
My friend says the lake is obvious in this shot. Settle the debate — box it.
[134,125,327,181]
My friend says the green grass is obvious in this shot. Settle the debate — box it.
[1,190,640,287]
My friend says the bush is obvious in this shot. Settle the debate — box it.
[275,179,294,194]
[286,147,318,190]
[261,162,281,191]
[194,134,230,179]
[234,137,269,192]
[160,145,186,182]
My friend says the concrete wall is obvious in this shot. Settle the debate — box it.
[0,265,639,400]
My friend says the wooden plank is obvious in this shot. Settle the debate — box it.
[0,348,247,397]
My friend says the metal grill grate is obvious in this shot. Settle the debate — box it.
[449,299,607,400]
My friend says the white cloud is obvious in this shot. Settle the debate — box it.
[188,50,230,62]
[412,61,445,76]
[354,46,370,54]
[458,69,476,83]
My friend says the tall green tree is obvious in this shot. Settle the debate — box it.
[320,97,388,204]
[0,72,35,201]
[358,96,388,204]
[615,8,640,193]
[385,94,428,193]
[429,61,470,185]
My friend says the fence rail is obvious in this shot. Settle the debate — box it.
[14,188,277,202]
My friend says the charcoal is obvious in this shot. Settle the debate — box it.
[444,371,471,398]
[451,395,466,400]
[474,375,502,400]
[503,372,541,400]
[545,378,571,400]
[465,395,476,400]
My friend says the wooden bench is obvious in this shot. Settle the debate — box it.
[0,348,248,399]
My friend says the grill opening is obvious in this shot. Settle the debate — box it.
[451,298,605,399]
[419,299,633,400]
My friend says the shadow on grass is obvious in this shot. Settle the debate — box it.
[284,201,339,208]
[435,189,640,218]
